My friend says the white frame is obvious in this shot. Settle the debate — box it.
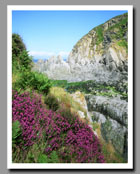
[7,5,133,169]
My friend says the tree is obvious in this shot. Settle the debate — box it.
[12,33,32,72]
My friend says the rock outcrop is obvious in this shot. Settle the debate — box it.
[33,13,128,84]
[86,94,128,159]
[33,55,71,80]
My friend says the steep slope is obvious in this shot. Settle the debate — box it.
[67,12,128,82]
[33,13,128,83]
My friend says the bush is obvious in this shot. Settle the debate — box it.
[12,33,33,73]
[12,33,26,57]
[12,91,47,147]
[44,94,59,111]
[12,90,105,163]
[14,71,52,94]
[37,151,59,163]
[12,120,22,146]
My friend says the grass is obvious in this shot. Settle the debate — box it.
[51,80,128,100]
[93,122,126,163]
[95,26,104,45]
[107,16,128,47]
[117,39,128,51]
[48,87,88,120]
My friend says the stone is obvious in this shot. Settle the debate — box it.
[33,13,128,84]
[101,118,127,157]
[85,95,128,127]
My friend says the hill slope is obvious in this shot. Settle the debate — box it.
[34,13,128,83]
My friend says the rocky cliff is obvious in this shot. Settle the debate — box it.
[33,12,128,83]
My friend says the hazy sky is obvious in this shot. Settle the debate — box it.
[12,10,127,60]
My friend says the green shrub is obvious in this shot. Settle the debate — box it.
[12,33,33,72]
[107,16,128,41]
[92,122,99,131]
[37,151,59,163]
[19,50,33,71]
[51,80,68,88]
[14,71,52,94]
[117,40,128,50]
[49,151,59,163]
[44,94,59,111]
[12,33,26,58]
[37,154,48,163]
[12,120,22,145]
[12,120,21,143]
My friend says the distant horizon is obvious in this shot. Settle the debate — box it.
[12,10,127,60]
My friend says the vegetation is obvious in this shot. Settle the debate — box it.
[117,39,128,50]
[91,13,128,53]
[12,33,105,163]
[13,71,52,94]
[12,91,104,163]
[12,33,32,73]
[12,30,127,163]
[95,26,104,45]
[51,80,128,100]
[107,14,128,52]
[92,123,126,163]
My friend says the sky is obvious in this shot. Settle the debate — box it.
[12,10,127,60]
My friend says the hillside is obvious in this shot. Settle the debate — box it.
[34,13,128,83]
[12,34,105,163]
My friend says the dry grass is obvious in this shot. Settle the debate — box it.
[12,73,19,84]
[93,122,126,163]
[49,87,88,121]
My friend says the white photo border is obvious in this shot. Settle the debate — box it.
[7,5,133,169]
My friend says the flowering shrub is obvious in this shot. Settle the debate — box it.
[12,90,105,163]
[12,90,46,147]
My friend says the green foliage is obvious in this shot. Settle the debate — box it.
[107,16,128,41]
[12,33,26,57]
[19,50,33,71]
[102,143,126,163]
[57,107,77,125]
[26,151,35,163]
[12,120,22,147]
[37,151,59,163]
[92,122,99,131]
[14,71,52,94]
[108,17,128,33]
[12,33,33,73]
[12,120,22,144]
[49,151,59,163]
[51,80,68,88]
[50,79,128,101]
[117,40,128,50]
[44,94,59,111]
[95,26,104,45]
[37,154,48,163]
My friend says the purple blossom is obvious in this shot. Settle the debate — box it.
[12,90,105,163]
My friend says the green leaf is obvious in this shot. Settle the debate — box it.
[12,120,22,140]
[37,154,49,163]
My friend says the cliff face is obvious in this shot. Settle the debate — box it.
[67,12,128,82]
[33,13,128,83]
